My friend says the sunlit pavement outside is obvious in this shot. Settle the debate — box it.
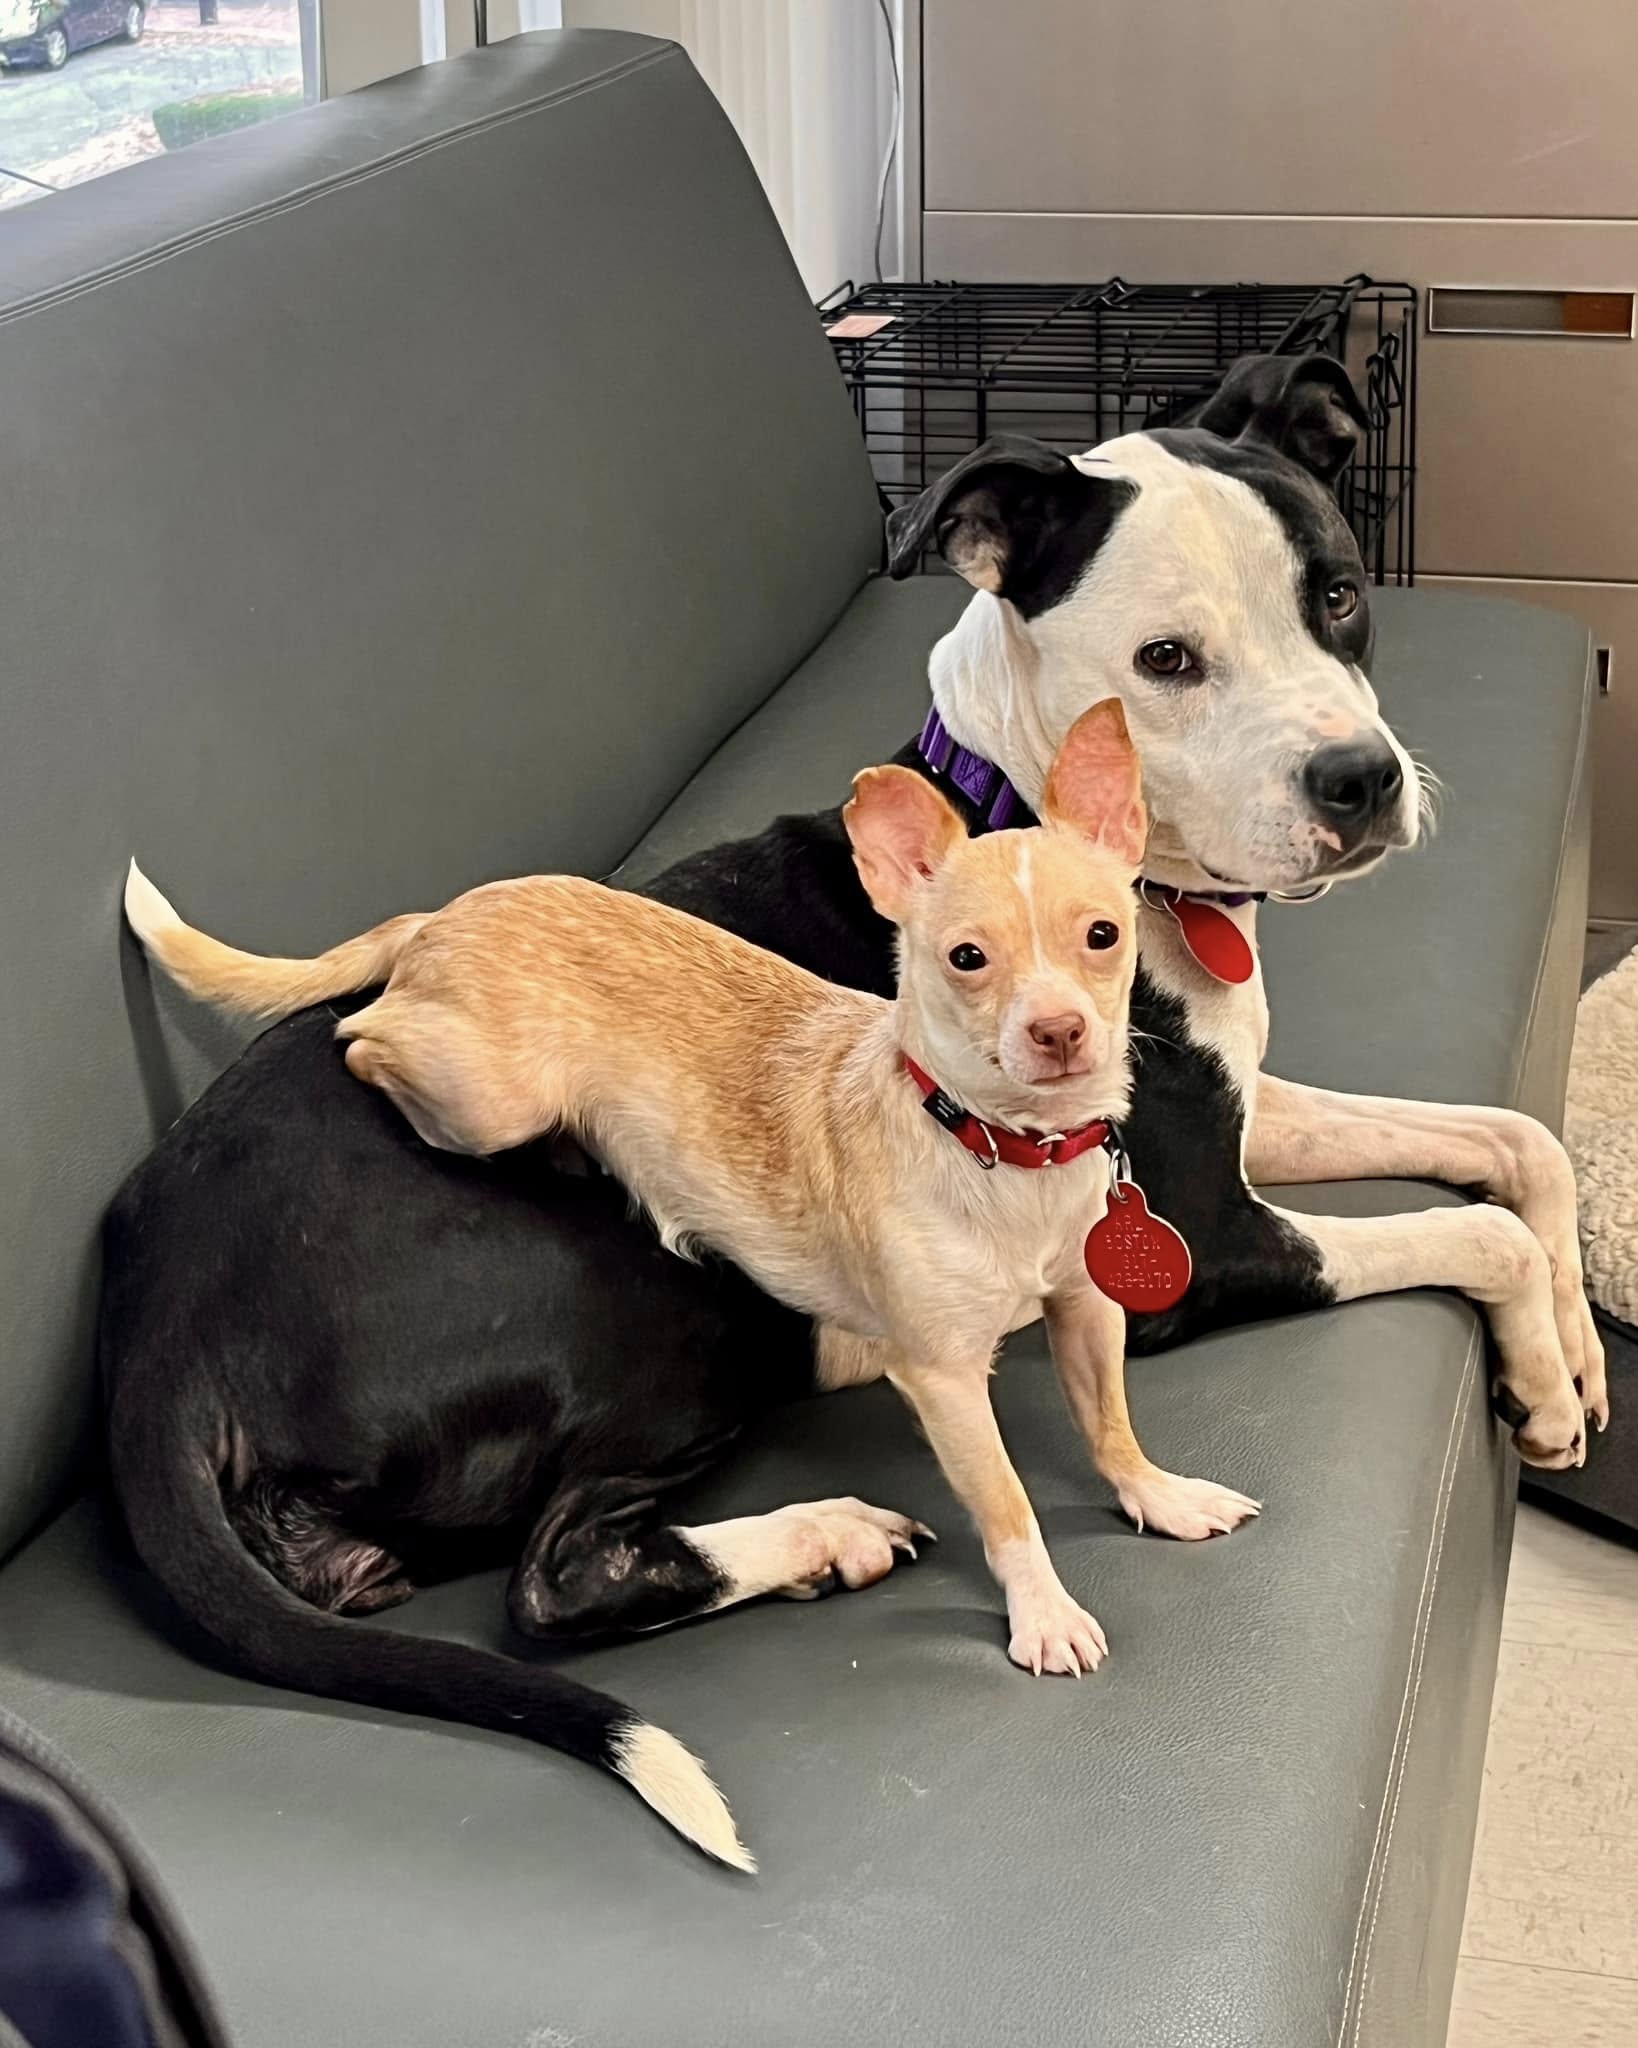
[0,1,302,207]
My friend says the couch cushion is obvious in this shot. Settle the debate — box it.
[0,579,1591,2047]
[0,33,882,1556]
[0,1239,1503,2048]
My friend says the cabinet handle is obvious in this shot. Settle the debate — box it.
[1428,287,1633,339]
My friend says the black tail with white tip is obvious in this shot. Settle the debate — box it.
[108,1395,754,1873]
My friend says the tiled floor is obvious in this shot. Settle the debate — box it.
[1447,1506,1638,2045]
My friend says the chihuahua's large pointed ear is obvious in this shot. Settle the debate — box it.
[1190,352,1368,484]
[1042,701,1148,868]
[884,437,1135,614]
[843,766,968,923]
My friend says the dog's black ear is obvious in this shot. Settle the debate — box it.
[1192,353,1369,483]
[884,437,1131,613]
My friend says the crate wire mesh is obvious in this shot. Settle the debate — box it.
[820,276,1417,585]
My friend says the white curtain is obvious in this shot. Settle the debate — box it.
[563,0,900,297]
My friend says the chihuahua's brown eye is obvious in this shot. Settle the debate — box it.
[948,943,987,972]
[1138,638,1194,679]
[1325,580,1359,621]
[1087,921,1120,951]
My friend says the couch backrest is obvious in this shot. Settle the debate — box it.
[0,31,882,1559]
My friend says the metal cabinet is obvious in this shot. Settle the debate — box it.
[924,0,1638,221]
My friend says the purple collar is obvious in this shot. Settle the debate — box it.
[917,706,1023,832]
[915,708,1263,905]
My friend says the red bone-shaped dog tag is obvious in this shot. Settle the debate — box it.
[1085,1180,1192,1313]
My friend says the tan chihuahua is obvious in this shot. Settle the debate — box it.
[127,702,1258,1676]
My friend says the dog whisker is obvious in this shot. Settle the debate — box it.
[1409,754,1445,837]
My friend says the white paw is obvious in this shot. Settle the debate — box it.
[1512,1132,1609,1435]
[776,1498,935,1599]
[1501,1371,1588,1472]
[1571,1294,1610,1435]
[1006,1587,1107,1677]
[1117,1468,1262,1542]
[1543,1258,1609,1436]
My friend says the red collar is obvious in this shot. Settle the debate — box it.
[903,1055,1114,1170]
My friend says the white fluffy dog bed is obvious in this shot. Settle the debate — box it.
[1566,944,1638,1327]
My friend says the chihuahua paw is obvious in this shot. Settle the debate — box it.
[1006,1587,1107,1677]
[1117,1469,1261,1542]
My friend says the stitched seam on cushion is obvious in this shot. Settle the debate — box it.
[1337,1335,1476,2047]
[1350,1355,1477,2047]
[0,42,678,328]
[1509,630,1594,1110]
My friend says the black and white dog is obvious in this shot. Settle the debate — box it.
[103,356,1604,1862]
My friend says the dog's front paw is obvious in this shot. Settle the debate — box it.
[1006,1587,1107,1677]
[1116,1468,1261,1541]
[1573,1297,1610,1435]
[1504,1122,1608,1435]
[1544,1260,1608,1436]
[1494,1372,1587,1472]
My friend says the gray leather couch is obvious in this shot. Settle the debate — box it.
[0,32,1594,2048]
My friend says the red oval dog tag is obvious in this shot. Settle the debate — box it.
[1165,895,1254,986]
[1085,1181,1192,1313]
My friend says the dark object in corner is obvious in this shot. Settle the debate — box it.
[1521,1306,1638,1547]
[0,1706,231,2048]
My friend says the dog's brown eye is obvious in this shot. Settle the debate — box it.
[948,943,987,972]
[1138,639,1193,679]
[1087,921,1120,951]
[1326,580,1359,621]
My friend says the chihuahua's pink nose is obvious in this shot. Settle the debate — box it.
[1027,1012,1086,1059]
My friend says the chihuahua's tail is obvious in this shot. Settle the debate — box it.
[107,1379,755,1874]
[124,860,429,1021]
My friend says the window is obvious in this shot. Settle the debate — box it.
[0,0,317,207]
[0,3,586,215]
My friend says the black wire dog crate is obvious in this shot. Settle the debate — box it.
[820,276,1417,585]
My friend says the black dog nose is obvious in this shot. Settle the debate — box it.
[1301,739,1404,842]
